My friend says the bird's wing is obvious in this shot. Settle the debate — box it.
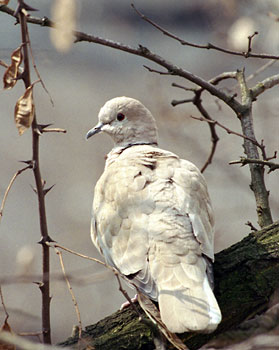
[92,146,221,332]
[92,147,159,299]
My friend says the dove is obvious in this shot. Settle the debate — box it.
[86,96,222,334]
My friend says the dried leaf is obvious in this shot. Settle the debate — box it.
[3,47,22,90]
[0,0,10,5]
[14,85,35,135]
[0,319,16,350]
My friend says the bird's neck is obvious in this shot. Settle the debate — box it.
[105,142,158,167]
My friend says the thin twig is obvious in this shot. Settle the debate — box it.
[114,273,142,318]
[245,32,258,57]
[143,65,173,75]
[171,98,194,106]
[191,92,220,173]
[25,22,54,106]
[47,242,112,270]
[0,59,9,68]
[246,59,276,83]
[41,128,67,133]
[0,164,32,220]
[0,285,9,320]
[245,221,258,231]
[229,157,279,173]
[189,115,262,149]
[131,4,279,60]
[55,248,82,339]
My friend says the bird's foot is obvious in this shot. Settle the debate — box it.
[120,294,138,310]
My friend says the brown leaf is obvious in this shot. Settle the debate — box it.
[0,319,16,350]
[0,0,10,5]
[14,85,35,135]
[3,46,22,90]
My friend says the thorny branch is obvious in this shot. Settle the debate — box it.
[17,1,54,344]
[230,157,279,174]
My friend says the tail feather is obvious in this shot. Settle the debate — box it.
[157,261,221,333]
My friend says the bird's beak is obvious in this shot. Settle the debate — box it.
[86,122,104,140]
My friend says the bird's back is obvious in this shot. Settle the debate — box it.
[91,144,221,333]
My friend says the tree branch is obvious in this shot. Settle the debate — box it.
[229,157,279,174]
[0,4,241,113]
[251,74,279,100]
[59,222,279,350]
[131,4,279,60]
[18,2,52,343]
[236,69,273,228]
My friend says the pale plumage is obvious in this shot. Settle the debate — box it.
[86,97,222,333]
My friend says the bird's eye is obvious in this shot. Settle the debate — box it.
[117,113,125,121]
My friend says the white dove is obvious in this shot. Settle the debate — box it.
[86,96,222,334]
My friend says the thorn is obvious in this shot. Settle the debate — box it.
[21,1,38,12]
[34,127,42,135]
[13,1,38,17]
[37,123,53,132]
[38,236,56,245]
[19,160,34,167]
[33,281,44,289]
[43,184,55,195]
[30,184,37,194]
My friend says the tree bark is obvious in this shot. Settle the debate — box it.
[59,222,279,350]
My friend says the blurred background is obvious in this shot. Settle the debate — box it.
[0,0,279,344]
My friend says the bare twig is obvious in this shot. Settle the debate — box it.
[246,59,276,83]
[245,32,258,57]
[191,93,220,173]
[47,242,112,270]
[0,164,32,220]
[229,157,279,173]
[0,59,9,68]
[41,128,66,133]
[114,273,142,318]
[245,221,258,231]
[25,22,54,106]
[131,4,279,61]
[171,98,194,106]
[55,248,82,339]
[189,114,262,148]
[0,285,9,320]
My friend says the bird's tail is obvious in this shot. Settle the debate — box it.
[157,261,222,333]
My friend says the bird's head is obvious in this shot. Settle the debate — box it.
[86,97,158,148]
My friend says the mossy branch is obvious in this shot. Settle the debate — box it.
[59,222,279,350]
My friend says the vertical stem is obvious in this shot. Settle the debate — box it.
[18,2,51,344]
[236,70,273,228]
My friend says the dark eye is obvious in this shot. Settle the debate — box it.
[117,113,125,121]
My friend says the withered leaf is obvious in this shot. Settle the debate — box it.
[0,0,10,5]
[14,85,35,135]
[0,319,16,350]
[3,46,22,90]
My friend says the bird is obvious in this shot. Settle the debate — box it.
[86,96,222,334]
